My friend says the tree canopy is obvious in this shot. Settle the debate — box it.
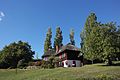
[80,13,120,65]
[0,41,35,68]
[80,13,98,63]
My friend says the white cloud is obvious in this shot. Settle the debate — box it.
[0,18,2,21]
[0,11,5,21]
[0,11,5,17]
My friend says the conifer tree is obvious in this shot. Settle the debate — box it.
[44,27,52,53]
[54,27,63,51]
[69,29,75,45]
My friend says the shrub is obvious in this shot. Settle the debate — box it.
[17,59,28,69]
[41,59,55,69]
[41,60,49,69]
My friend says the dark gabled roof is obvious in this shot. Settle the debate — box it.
[42,49,55,58]
[33,59,42,62]
[56,44,80,55]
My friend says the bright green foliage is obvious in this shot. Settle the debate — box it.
[0,41,35,68]
[80,13,98,63]
[115,26,120,60]
[44,27,52,53]
[69,29,75,45]
[41,56,55,69]
[48,56,55,68]
[80,13,120,65]
[101,22,118,65]
[54,27,63,50]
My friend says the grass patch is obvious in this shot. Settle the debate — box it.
[0,63,120,80]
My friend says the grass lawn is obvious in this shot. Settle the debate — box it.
[0,62,120,80]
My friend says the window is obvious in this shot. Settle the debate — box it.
[65,61,68,65]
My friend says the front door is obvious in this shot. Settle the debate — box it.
[72,61,76,67]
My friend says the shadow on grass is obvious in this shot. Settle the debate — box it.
[98,62,120,66]
[112,63,120,66]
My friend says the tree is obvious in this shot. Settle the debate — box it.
[0,41,35,68]
[116,26,120,60]
[80,13,119,65]
[36,52,39,59]
[80,13,98,63]
[54,27,63,51]
[101,22,118,65]
[44,27,52,53]
[69,29,75,45]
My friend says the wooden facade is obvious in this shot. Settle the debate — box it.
[55,44,83,67]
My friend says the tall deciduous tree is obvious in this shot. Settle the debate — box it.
[54,27,63,51]
[69,29,75,45]
[80,13,98,63]
[101,22,118,65]
[80,13,119,65]
[116,26,120,60]
[44,27,52,53]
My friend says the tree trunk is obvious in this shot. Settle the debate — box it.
[56,45,59,53]
[92,60,94,64]
[107,58,112,65]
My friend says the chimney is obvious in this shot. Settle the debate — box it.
[56,45,59,53]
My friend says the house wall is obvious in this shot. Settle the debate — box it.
[59,52,67,60]
[57,50,83,67]
[62,60,81,67]
[66,50,80,60]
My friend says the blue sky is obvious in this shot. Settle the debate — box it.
[0,0,120,58]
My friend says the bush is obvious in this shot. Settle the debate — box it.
[41,60,49,69]
[28,61,42,66]
[28,62,35,66]
[17,59,28,69]
[41,59,55,69]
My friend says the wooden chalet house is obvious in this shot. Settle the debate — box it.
[42,44,83,67]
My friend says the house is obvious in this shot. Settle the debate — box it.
[42,44,83,67]
[55,44,83,67]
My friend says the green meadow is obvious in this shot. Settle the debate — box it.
[0,63,120,80]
